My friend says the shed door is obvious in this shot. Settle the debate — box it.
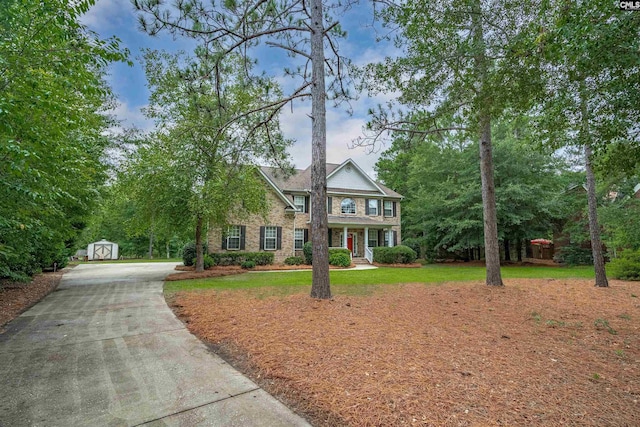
[94,244,112,260]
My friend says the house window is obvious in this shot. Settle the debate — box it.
[368,199,378,216]
[341,198,356,214]
[368,229,378,248]
[295,228,305,250]
[226,225,241,250]
[264,226,277,250]
[384,201,394,217]
[294,195,306,212]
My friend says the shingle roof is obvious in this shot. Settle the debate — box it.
[260,162,403,198]
[326,216,394,226]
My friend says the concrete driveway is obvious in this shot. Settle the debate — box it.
[0,263,310,427]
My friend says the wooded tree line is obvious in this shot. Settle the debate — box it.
[0,0,128,280]
[359,0,640,287]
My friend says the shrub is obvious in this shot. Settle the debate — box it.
[241,260,256,269]
[329,247,351,257]
[182,242,207,266]
[284,256,304,265]
[209,252,274,266]
[203,254,215,269]
[303,241,313,264]
[249,252,274,266]
[609,249,640,280]
[554,244,593,266]
[402,238,422,259]
[329,252,351,267]
[373,245,418,264]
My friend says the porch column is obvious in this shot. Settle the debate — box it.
[364,227,369,252]
[388,229,393,247]
[343,226,348,248]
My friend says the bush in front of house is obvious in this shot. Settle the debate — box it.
[402,238,423,259]
[373,245,417,264]
[329,247,351,257]
[210,252,274,266]
[241,260,256,269]
[329,252,351,267]
[302,243,352,265]
[303,241,313,264]
[203,254,215,269]
[609,249,640,280]
[182,242,208,266]
[284,256,304,265]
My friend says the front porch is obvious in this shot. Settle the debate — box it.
[328,224,397,264]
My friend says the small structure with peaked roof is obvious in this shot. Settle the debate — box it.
[87,239,119,261]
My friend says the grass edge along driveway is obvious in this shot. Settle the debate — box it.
[165,264,595,294]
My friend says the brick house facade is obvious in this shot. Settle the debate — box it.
[208,159,403,263]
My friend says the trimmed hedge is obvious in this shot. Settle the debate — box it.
[241,260,256,269]
[329,252,351,267]
[301,243,352,265]
[284,256,304,265]
[210,251,274,266]
[609,249,640,280]
[329,247,351,257]
[373,245,417,264]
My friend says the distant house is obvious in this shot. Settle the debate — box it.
[208,159,403,264]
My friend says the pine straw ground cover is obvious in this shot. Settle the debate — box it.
[170,278,640,426]
[0,269,66,328]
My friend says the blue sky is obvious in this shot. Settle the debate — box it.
[82,0,398,176]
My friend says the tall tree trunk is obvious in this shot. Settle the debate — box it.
[584,144,609,287]
[148,231,154,259]
[472,0,503,286]
[195,215,204,273]
[479,116,503,285]
[166,241,170,259]
[579,84,608,288]
[516,239,523,262]
[309,0,331,299]
[504,239,511,262]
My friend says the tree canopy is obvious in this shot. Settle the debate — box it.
[0,0,128,279]
[378,119,571,261]
[118,47,293,271]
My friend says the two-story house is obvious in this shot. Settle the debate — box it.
[208,159,403,263]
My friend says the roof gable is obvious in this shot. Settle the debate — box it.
[257,168,297,209]
[327,159,384,194]
[260,159,403,198]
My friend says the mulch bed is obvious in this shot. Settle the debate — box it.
[170,278,640,426]
[168,263,358,281]
[0,270,65,328]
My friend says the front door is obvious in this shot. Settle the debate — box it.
[347,234,353,253]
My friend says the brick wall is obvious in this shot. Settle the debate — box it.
[209,191,402,264]
[208,189,296,263]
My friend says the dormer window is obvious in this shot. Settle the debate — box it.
[341,198,356,214]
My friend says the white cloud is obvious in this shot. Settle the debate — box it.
[107,101,154,133]
[279,100,384,178]
[81,0,132,30]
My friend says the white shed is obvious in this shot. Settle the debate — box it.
[87,239,119,261]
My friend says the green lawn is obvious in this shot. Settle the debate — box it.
[165,264,595,293]
[80,258,182,264]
